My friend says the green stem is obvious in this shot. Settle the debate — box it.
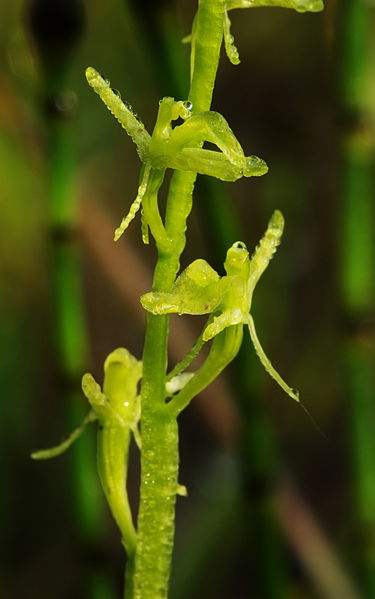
[338,1,375,594]
[132,1,225,597]
[169,326,243,418]
[166,326,208,382]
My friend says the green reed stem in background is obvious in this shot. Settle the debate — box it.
[46,91,102,537]
[27,1,115,596]
[45,86,114,599]
[338,1,375,595]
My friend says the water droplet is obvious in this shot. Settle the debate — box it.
[45,90,78,120]
[180,100,193,120]
[111,88,121,99]
[233,241,247,250]
[99,72,110,85]
[123,99,137,118]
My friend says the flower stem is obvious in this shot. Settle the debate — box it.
[132,1,225,597]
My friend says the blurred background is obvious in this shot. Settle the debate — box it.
[1,0,375,597]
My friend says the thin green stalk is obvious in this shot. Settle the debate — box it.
[27,1,113,589]
[133,2,225,597]
[27,0,108,580]
[338,1,375,594]
[46,101,111,597]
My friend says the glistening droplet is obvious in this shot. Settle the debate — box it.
[99,72,110,85]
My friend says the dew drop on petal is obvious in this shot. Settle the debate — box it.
[99,72,110,85]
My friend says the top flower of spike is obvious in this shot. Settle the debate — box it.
[216,0,324,65]
[184,0,323,67]
[85,67,268,247]
[226,0,323,12]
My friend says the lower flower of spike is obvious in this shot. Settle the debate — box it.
[141,210,299,403]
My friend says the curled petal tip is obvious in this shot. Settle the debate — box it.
[244,155,269,177]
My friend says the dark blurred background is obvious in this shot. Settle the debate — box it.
[1,0,375,597]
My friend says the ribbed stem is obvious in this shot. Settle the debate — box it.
[131,1,225,597]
